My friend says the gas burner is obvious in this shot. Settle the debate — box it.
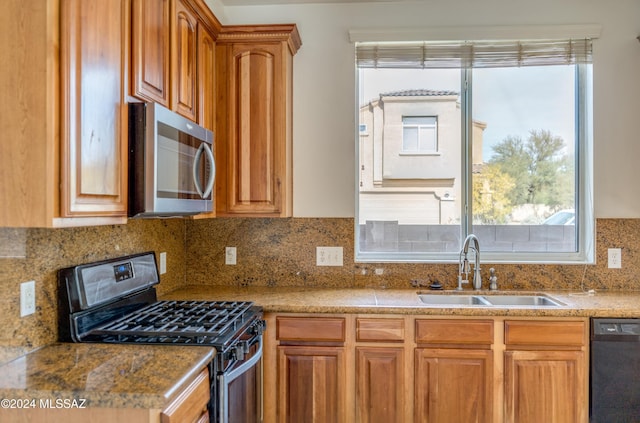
[91,300,258,344]
[58,252,263,348]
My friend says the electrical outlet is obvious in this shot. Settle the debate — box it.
[226,247,237,265]
[608,248,622,268]
[316,247,343,266]
[159,252,167,274]
[20,280,35,317]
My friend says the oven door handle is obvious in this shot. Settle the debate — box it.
[218,335,263,423]
[223,336,262,384]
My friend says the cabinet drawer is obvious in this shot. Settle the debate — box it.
[276,316,346,342]
[356,318,405,342]
[505,320,585,348]
[161,369,209,423]
[415,319,493,345]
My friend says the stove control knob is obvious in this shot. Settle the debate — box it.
[233,344,246,361]
[252,320,266,336]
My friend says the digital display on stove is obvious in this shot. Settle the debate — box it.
[113,262,134,282]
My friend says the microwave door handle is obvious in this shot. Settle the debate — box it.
[192,144,205,198]
[201,143,215,198]
[192,143,215,199]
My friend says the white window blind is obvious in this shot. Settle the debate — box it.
[356,39,592,69]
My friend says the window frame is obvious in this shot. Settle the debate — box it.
[354,47,594,264]
[401,116,438,154]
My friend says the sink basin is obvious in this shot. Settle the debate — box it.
[482,295,564,307]
[418,294,492,306]
[417,293,564,307]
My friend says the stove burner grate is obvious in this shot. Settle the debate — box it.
[92,300,255,340]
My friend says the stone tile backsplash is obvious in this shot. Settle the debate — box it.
[0,220,186,353]
[0,217,638,352]
[186,218,640,292]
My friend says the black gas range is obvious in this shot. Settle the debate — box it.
[58,252,264,423]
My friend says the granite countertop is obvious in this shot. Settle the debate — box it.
[161,285,640,318]
[1,286,635,411]
[0,343,214,409]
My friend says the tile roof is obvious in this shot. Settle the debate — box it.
[380,89,459,97]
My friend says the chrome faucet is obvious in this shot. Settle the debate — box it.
[457,234,482,290]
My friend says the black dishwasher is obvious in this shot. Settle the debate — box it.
[590,318,640,423]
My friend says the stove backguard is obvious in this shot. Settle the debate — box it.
[59,251,159,313]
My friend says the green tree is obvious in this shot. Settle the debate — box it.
[473,164,515,224]
[488,129,573,208]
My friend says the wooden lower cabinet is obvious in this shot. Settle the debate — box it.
[415,348,493,423]
[504,320,587,423]
[0,368,210,423]
[266,313,588,423]
[356,347,405,423]
[504,350,584,423]
[160,368,210,423]
[277,345,346,423]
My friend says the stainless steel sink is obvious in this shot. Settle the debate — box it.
[482,295,564,307]
[418,294,492,306]
[417,293,564,307]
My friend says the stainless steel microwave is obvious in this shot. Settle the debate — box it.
[128,102,214,218]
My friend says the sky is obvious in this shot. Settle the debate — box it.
[359,66,576,160]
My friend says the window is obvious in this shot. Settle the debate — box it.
[355,38,594,263]
[402,116,437,153]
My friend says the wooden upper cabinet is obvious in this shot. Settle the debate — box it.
[0,0,130,227]
[131,0,219,126]
[198,25,216,131]
[0,0,58,227]
[171,0,198,121]
[60,0,129,218]
[131,0,170,106]
[216,25,301,217]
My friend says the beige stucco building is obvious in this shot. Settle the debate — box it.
[359,89,485,225]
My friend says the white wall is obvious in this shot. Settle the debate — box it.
[206,0,640,218]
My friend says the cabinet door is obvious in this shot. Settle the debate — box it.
[415,348,493,423]
[60,0,128,216]
[171,0,198,121]
[277,345,346,423]
[198,25,215,131]
[504,350,585,423]
[218,42,290,216]
[356,347,405,423]
[131,0,170,106]
[161,369,210,423]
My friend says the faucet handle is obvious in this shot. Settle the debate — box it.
[456,275,469,291]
